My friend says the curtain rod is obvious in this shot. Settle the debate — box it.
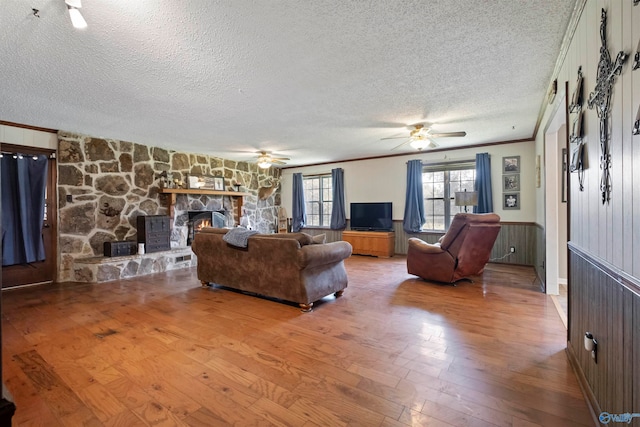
[301,172,331,178]
[408,158,476,166]
[0,151,55,159]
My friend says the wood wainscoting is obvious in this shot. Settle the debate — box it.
[304,221,538,266]
[567,243,640,419]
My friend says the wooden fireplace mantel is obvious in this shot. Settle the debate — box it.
[158,188,250,223]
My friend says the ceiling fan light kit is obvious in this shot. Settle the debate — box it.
[409,138,430,150]
[383,123,466,151]
[257,158,272,169]
[255,151,289,169]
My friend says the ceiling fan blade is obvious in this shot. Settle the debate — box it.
[381,136,410,140]
[428,131,466,138]
[272,157,290,161]
[391,139,411,151]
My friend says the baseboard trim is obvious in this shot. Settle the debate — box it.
[550,295,567,329]
[566,344,600,426]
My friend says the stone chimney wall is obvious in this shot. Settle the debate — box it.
[57,132,281,282]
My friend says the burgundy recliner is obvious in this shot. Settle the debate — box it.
[407,213,501,283]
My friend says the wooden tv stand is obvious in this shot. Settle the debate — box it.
[342,230,394,258]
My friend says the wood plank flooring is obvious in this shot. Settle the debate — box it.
[1,256,593,426]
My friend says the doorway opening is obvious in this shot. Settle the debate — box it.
[543,88,569,327]
[1,143,57,288]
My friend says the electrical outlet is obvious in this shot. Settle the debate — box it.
[510,246,516,253]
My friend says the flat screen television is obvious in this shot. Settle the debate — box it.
[350,202,393,231]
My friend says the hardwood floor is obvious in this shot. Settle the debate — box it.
[1,256,593,426]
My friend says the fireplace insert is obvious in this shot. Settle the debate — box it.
[187,210,226,245]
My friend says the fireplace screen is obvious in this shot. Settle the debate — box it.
[187,210,226,245]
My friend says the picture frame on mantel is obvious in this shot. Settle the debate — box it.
[187,175,225,190]
[213,176,225,191]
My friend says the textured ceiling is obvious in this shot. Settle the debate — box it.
[1,0,576,167]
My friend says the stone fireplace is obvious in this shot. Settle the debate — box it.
[56,132,281,282]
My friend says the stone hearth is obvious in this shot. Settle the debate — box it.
[73,247,194,283]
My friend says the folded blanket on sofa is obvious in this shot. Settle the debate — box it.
[222,227,258,248]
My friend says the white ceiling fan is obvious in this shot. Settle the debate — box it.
[255,151,290,168]
[382,124,466,151]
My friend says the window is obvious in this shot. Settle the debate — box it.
[422,161,476,231]
[303,174,333,227]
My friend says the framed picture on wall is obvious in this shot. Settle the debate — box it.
[503,174,520,191]
[503,193,520,210]
[502,156,520,174]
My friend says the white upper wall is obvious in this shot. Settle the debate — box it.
[280,140,536,223]
[0,125,57,150]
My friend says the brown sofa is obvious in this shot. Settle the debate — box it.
[407,213,501,284]
[191,228,352,311]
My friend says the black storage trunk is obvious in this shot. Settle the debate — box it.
[103,241,137,257]
[137,215,171,253]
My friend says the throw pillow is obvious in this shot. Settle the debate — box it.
[311,234,326,244]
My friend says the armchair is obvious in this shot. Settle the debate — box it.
[407,213,501,283]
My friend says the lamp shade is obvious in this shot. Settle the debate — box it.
[454,190,478,207]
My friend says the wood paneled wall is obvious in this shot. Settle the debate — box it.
[567,245,639,417]
[535,223,546,291]
[304,220,537,266]
[538,0,640,416]
[561,0,640,277]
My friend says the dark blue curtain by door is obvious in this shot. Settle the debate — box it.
[474,152,493,213]
[403,159,425,233]
[1,154,48,266]
[330,168,346,230]
[291,173,306,232]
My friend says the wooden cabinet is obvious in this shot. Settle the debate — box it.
[137,215,171,253]
[342,231,395,258]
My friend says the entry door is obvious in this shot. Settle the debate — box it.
[1,144,57,288]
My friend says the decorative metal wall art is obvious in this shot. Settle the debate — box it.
[570,111,583,144]
[569,66,584,113]
[587,9,628,205]
[570,142,585,191]
[635,39,639,136]
[568,66,586,190]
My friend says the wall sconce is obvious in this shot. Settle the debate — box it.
[454,189,478,213]
[65,0,87,29]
